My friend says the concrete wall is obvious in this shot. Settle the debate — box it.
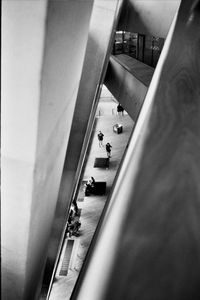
[105,56,148,122]
[2,1,48,299]
[72,1,200,299]
[44,0,124,288]
[2,1,94,299]
[118,0,181,38]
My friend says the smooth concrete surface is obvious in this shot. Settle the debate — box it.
[49,99,134,300]
[2,2,48,299]
[25,1,95,298]
[43,0,124,292]
[113,54,154,86]
[118,0,181,38]
[105,54,151,121]
[2,0,47,163]
[2,1,94,299]
[72,1,200,299]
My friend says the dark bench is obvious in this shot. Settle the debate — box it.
[85,182,106,196]
[94,157,109,168]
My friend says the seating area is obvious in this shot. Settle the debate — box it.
[93,157,109,168]
[84,181,106,196]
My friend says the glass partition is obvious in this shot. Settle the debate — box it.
[113,31,164,68]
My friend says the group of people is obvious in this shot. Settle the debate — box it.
[97,103,124,156]
[66,201,81,237]
[97,131,112,158]
[67,176,97,235]
[117,103,124,116]
[66,103,124,237]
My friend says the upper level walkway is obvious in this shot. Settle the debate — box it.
[105,54,154,122]
[111,54,154,87]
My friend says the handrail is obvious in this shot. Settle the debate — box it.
[71,0,200,299]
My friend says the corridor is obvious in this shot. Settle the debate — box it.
[49,94,135,300]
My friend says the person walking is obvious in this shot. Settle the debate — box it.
[117,103,124,116]
[106,142,112,158]
[97,131,104,147]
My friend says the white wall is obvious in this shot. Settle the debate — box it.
[2,1,94,299]
[2,1,48,299]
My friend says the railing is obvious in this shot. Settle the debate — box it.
[70,0,200,299]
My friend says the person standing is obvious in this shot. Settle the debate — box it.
[97,131,104,147]
[106,142,112,158]
[88,176,95,187]
[72,199,79,216]
[117,103,124,116]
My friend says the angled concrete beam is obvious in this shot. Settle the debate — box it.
[105,54,154,121]
[45,0,124,290]
[2,1,94,299]
[72,0,200,299]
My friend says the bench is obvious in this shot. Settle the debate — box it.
[94,157,109,168]
[85,182,106,196]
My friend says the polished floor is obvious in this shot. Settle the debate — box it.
[49,97,134,300]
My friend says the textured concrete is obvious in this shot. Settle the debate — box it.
[73,1,200,299]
